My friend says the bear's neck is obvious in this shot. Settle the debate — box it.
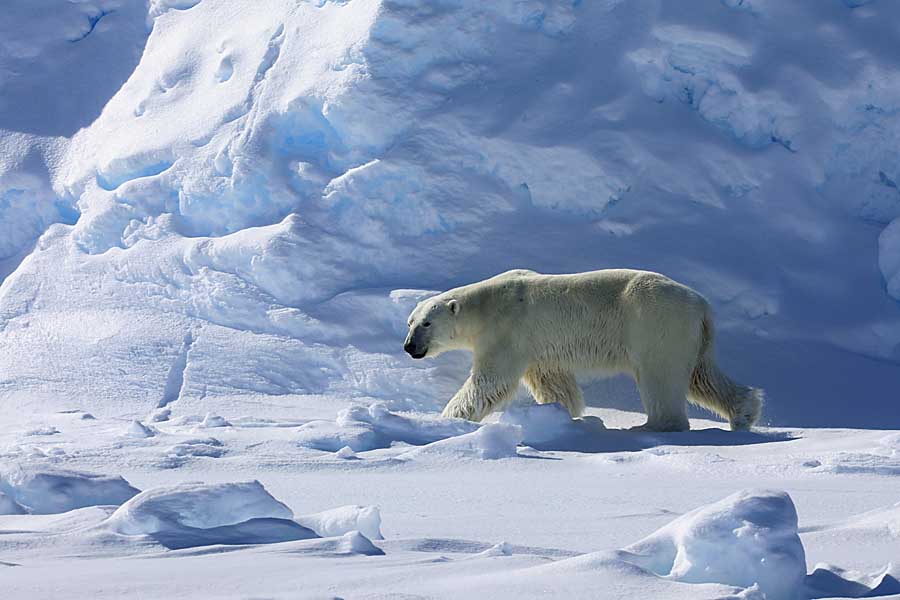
[446,286,498,349]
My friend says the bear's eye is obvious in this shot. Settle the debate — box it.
[423,321,431,328]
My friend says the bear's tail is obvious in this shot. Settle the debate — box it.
[688,312,764,431]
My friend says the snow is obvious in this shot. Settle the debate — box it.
[98,480,331,549]
[124,420,156,438]
[880,218,900,302]
[103,480,395,551]
[105,480,292,535]
[397,423,522,461]
[0,465,139,515]
[1,407,896,598]
[1,0,899,426]
[0,492,26,516]
[296,504,383,541]
[195,413,230,428]
[621,489,805,599]
[806,563,900,599]
[334,445,359,460]
[295,401,522,459]
[1,0,900,597]
[296,401,479,452]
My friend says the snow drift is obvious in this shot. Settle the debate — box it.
[396,423,522,461]
[621,489,805,600]
[105,480,293,535]
[296,401,479,452]
[296,504,383,541]
[296,402,522,459]
[104,480,317,549]
[0,465,139,515]
[101,480,384,550]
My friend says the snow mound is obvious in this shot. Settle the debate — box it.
[398,423,522,461]
[124,420,156,438]
[296,402,479,452]
[196,413,231,429]
[522,550,757,599]
[475,541,513,558]
[334,446,358,460]
[0,466,140,515]
[106,480,292,535]
[500,403,608,448]
[149,408,171,422]
[334,531,384,556]
[104,480,315,550]
[296,505,383,541]
[621,489,805,600]
[25,426,60,437]
[166,437,227,458]
[283,531,385,557]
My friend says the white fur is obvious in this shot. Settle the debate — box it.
[405,269,763,432]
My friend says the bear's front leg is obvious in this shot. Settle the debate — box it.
[441,373,520,422]
[441,342,526,422]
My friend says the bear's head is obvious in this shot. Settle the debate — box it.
[404,295,460,359]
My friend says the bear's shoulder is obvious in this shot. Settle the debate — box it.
[491,268,540,280]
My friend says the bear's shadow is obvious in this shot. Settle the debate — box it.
[510,412,797,454]
[505,378,794,454]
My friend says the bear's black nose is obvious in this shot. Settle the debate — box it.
[404,341,426,359]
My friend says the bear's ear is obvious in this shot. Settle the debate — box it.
[447,298,460,315]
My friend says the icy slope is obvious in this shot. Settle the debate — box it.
[2,0,900,425]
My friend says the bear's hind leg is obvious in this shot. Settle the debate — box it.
[523,365,585,418]
[635,369,691,432]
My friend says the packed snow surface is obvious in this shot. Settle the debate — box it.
[1,404,899,598]
[2,0,900,598]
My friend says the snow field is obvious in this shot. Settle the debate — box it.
[0,464,383,555]
[2,403,899,598]
[0,456,895,598]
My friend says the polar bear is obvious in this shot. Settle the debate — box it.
[404,269,763,432]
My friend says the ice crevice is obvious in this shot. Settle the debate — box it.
[159,328,198,409]
[68,9,113,43]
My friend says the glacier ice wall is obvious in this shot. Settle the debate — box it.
[1,0,900,426]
